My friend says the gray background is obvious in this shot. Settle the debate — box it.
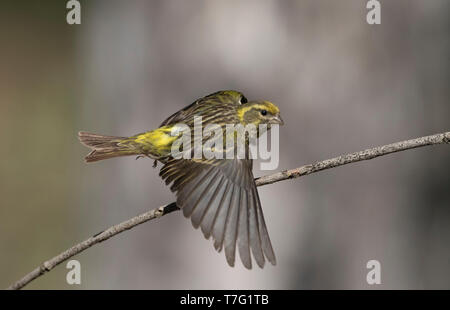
[1,0,449,289]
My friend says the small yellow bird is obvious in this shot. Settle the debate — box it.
[79,90,283,269]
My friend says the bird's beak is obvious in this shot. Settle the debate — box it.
[270,114,284,125]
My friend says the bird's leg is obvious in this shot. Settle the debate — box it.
[135,153,160,168]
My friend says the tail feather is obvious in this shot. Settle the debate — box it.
[78,131,137,163]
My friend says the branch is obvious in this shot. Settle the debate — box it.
[7,132,449,290]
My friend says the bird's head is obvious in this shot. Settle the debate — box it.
[237,100,284,127]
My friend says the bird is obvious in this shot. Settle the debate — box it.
[78,90,284,269]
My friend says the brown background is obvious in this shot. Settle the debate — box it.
[1,0,449,289]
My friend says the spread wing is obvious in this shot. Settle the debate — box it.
[159,158,276,269]
[159,90,245,127]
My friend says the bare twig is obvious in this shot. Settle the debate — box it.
[255,131,450,186]
[7,132,450,290]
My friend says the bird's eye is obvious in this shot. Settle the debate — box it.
[261,110,267,116]
[240,96,248,104]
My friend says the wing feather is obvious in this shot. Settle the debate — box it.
[248,188,265,268]
[252,185,276,265]
[191,174,224,228]
[160,158,275,268]
[224,186,240,267]
[238,189,251,269]
[212,183,234,252]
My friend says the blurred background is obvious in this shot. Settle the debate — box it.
[1,0,449,289]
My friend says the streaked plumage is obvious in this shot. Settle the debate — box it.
[78,90,283,269]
